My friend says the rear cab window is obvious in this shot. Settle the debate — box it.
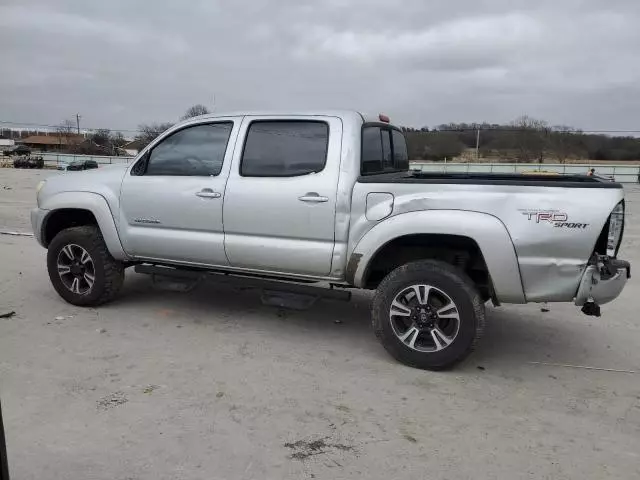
[361,125,409,175]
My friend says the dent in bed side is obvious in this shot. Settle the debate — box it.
[329,112,363,278]
[345,253,362,283]
[347,210,526,304]
[349,181,624,303]
[38,191,128,261]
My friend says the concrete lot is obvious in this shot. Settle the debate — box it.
[1,168,639,480]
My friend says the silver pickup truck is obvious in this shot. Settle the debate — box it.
[31,110,630,369]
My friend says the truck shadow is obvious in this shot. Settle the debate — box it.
[115,272,589,370]
[117,272,385,359]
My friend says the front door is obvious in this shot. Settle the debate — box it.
[223,116,342,276]
[119,120,238,266]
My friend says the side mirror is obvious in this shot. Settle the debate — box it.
[131,151,150,176]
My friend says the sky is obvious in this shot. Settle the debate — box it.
[2,0,640,134]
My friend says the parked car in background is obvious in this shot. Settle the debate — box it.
[57,160,99,171]
[3,145,31,156]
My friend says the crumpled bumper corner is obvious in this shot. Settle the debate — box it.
[574,258,630,306]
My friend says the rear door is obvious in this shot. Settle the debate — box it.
[119,119,239,265]
[223,116,342,276]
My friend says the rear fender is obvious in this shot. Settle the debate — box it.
[348,210,526,303]
[40,192,127,260]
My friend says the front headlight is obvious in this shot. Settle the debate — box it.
[607,201,624,257]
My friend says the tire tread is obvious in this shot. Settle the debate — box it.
[47,225,124,306]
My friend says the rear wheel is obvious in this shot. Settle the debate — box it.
[47,226,124,306]
[372,260,484,370]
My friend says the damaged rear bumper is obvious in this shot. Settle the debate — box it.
[574,256,630,307]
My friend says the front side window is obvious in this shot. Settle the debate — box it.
[143,123,232,176]
[241,121,329,177]
[361,126,408,175]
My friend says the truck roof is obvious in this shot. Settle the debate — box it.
[175,110,395,127]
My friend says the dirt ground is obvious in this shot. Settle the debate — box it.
[1,168,639,480]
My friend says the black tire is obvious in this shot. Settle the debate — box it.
[372,260,485,370]
[47,226,124,306]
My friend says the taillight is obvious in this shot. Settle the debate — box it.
[607,201,625,257]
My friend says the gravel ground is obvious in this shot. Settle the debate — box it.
[1,168,639,480]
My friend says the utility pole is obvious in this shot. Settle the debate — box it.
[475,128,480,161]
[76,114,81,135]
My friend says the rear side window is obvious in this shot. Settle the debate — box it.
[392,129,409,168]
[361,127,383,174]
[241,121,328,177]
[144,122,232,176]
[381,129,392,168]
[361,126,408,175]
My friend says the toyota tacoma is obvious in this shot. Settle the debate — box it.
[31,111,630,369]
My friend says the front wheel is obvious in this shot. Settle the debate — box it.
[47,226,124,306]
[372,260,485,370]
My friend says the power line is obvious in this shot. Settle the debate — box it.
[0,120,144,134]
[406,127,640,134]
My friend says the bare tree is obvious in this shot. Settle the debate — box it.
[91,129,111,147]
[419,132,466,161]
[54,119,77,152]
[511,115,550,163]
[181,104,210,120]
[111,131,127,148]
[135,122,174,148]
[89,130,126,155]
[551,125,575,164]
[56,119,76,135]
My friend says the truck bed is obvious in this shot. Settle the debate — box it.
[358,171,622,188]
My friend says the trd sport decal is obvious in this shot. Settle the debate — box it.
[520,210,589,229]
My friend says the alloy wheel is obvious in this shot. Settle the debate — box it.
[389,284,461,352]
[56,244,96,295]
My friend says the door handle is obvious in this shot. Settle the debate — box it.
[196,188,221,199]
[298,192,329,203]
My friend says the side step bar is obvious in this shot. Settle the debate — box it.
[134,264,352,302]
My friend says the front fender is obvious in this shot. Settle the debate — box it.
[39,192,127,261]
[348,210,526,303]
